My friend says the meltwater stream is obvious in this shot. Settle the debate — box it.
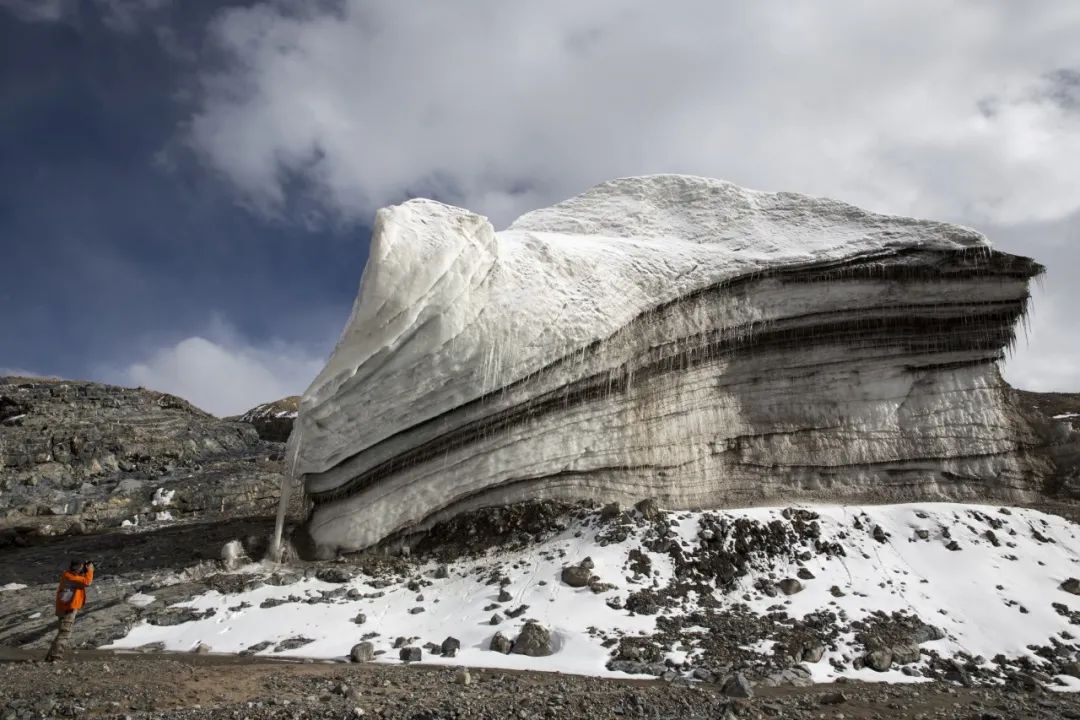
[269,424,302,562]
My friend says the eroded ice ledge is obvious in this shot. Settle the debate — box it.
[290,175,1045,557]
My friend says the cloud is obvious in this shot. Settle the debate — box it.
[0,0,171,32]
[94,0,172,33]
[0,0,75,23]
[1002,289,1080,392]
[105,316,324,416]
[186,1,1080,228]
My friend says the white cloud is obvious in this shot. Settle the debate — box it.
[187,1,1080,228]
[106,316,324,417]
[1003,291,1080,393]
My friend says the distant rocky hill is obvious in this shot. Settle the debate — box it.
[229,396,299,443]
[0,376,297,544]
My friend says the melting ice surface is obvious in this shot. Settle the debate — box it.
[108,503,1080,689]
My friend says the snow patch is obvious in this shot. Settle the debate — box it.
[106,503,1080,685]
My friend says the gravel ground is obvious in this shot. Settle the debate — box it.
[2,650,1080,720]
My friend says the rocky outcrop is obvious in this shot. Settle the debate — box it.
[290,174,1049,557]
[231,397,299,443]
[0,376,293,540]
[1014,390,1080,500]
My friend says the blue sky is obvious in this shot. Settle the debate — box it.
[2,1,1078,414]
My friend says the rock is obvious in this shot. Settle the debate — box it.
[192,642,211,654]
[777,578,803,595]
[489,614,503,625]
[635,498,662,520]
[230,396,298,442]
[274,636,314,652]
[350,642,374,663]
[440,637,461,658]
[890,643,921,665]
[915,529,930,540]
[796,567,815,580]
[353,612,367,625]
[0,376,286,538]
[398,647,421,662]
[829,585,846,597]
[511,621,553,657]
[561,565,592,588]
[819,691,848,705]
[763,665,813,688]
[721,673,753,698]
[497,588,512,603]
[865,649,892,672]
[286,175,1047,556]
[490,632,513,654]
[600,502,621,520]
[454,667,471,685]
[315,567,353,584]
[1061,578,1080,595]
[802,642,826,663]
[872,525,888,543]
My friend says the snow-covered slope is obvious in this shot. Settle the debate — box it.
[107,502,1080,690]
[289,175,1045,556]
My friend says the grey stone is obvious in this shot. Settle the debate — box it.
[721,673,753,698]
[398,646,422,662]
[865,649,892,672]
[561,565,592,588]
[490,632,513,654]
[349,642,374,663]
[777,578,803,595]
[511,621,553,657]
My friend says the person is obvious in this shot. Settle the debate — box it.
[45,559,94,662]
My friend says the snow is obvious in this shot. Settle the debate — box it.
[1053,412,1080,420]
[126,593,156,608]
[152,488,175,507]
[1,583,27,592]
[106,503,1080,687]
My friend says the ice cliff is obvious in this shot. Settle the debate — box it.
[291,175,1046,557]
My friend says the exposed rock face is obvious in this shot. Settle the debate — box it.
[231,396,299,443]
[0,376,292,540]
[291,174,1048,556]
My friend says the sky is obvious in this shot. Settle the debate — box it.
[1,0,1078,416]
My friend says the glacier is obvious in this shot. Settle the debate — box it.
[290,175,1046,557]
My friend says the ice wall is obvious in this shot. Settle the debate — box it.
[291,175,1047,557]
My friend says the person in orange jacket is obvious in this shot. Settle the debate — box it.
[45,559,94,661]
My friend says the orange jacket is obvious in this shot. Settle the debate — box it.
[55,566,93,614]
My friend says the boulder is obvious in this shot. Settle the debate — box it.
[490,632,513,654]
[777,578,803,595]
[350,642,374,663]
[440,636,461,658]
[721,673,753,698]
[865,649,892,672]
[511,622,553,657]
[399,646,422,662]
[561,565,593,588]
